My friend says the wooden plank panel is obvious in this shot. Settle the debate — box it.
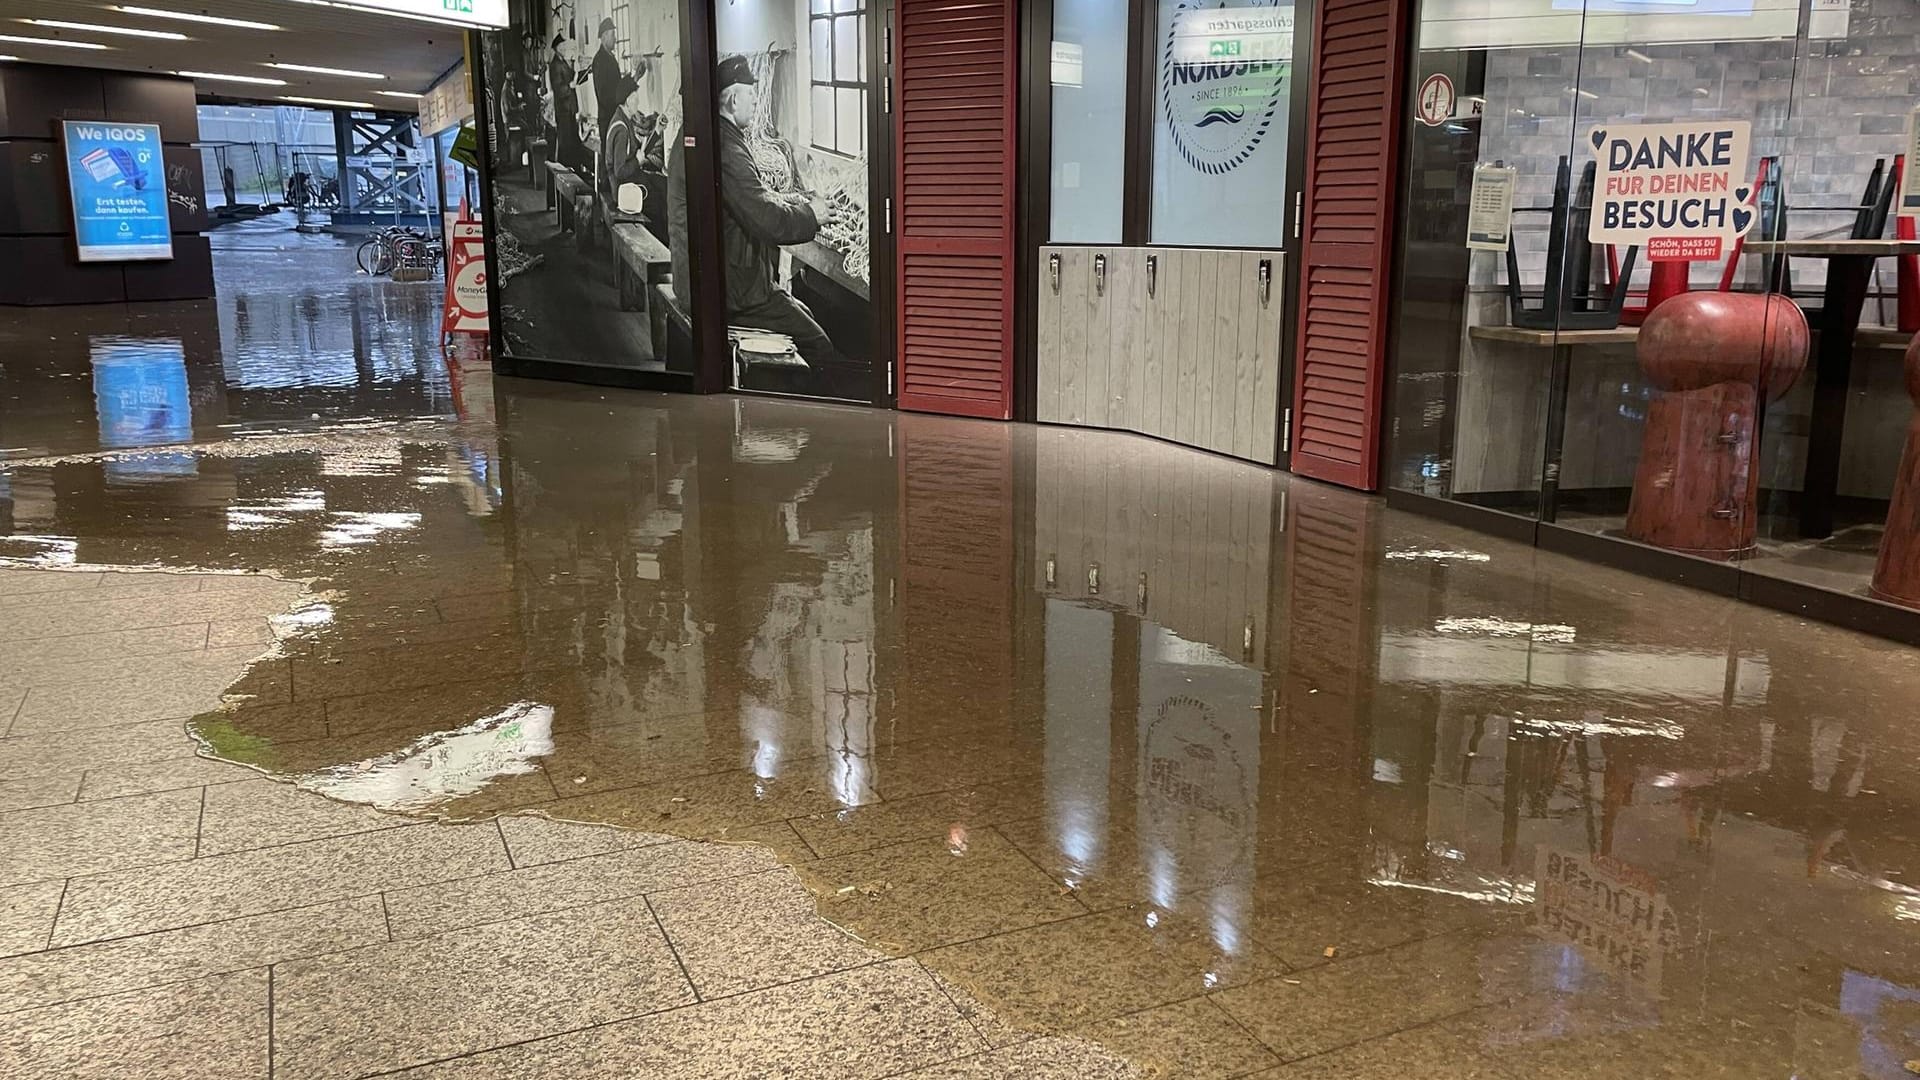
[1084,249,1115,428]
[1233,251,1261,461]
[1209,253,1242,456]
[1109,249,1143,432]
[1057,247,1088,424]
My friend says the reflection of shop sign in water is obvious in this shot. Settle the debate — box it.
[91,339,192,449]
[62,121,172,263]
[1587,120,1755,262]
[1160,1,1293,175]
[1530,846,1679,992]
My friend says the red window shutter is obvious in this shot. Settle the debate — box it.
[1289,0,1408,490]
[893,0,1015,419]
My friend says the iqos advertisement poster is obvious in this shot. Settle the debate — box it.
[61,120,173,263]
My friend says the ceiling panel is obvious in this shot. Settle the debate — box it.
[0,0,472,109]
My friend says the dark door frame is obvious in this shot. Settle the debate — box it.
[1011,0,1314,470]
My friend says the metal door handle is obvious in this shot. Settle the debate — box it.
[1258,259,1272,307]
[1049,253,1060,292]
[1146,254,1157,298]
[1094,254,1107,296]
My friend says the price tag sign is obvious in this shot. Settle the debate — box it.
[1467,164,1516,251]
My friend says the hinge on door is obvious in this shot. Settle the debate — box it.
[883,24,891,64]
[1282,407,1292,453]
[883,75,891,114]
[1292,191,1303,240]
[887,360,895,396]
[884,197,893,234]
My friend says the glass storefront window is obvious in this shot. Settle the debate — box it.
[1146,0,1294,247]
[1047,0,1127,242]
[1386,0,1920,618]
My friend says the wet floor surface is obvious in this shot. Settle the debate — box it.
[3,260,1920,1076]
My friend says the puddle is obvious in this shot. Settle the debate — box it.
[5,374,1920,1073]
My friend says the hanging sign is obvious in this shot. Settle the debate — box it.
[1416,72,1454,127]
[1902,105,1920,216]
[1466,163,1516,251]
[443,220,489,338]
[1588,120,1755,262]
[61,121,173,263]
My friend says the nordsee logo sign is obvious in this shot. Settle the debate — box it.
[1160,1,1292,176]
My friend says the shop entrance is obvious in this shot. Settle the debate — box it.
[1020,0,1312,468]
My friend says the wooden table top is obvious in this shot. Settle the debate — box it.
[789,239,869,303]
[1468,325,1639,346]
[1743,239,1920,257]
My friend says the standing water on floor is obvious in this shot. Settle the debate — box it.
[3,330,1920,1074]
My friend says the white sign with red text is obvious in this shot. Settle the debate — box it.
[1587,120,1754,262]
[444,220,488,337]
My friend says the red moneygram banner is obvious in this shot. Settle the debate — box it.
[444,220,488,339]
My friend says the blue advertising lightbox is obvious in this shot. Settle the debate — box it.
[61,120,173,262]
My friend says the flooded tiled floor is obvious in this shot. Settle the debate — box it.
[2,250,1920,1076]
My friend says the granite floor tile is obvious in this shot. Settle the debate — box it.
[797,827,1087,953]
[0,967,268,1080]
[272,896,695,1079]
[387,958,981,1080]
[0,588,304,644]
[0,770,81,813]
[78,756,250,801]
[0,718,203,782]
[866,730,1048,800]
[920,962,1034,1049]
[726,819,819,864]
[651,868,879,997]
[1209,930,1510,1062]
[206,618,277,648]
[0,573,206,611]
[0,686,21,734]
[496,814,676,866]
[789,779,1050,859]
[0,896,387,1014]
[920,906,1286,1033]
[383,839,777,939]
[0,623,211,679]
[0,881,64,958]
[1218,868,1516,971]
[532,766,877,842]
[1250,1014,1518,1079]
[891,1035,1147,1079]
[11,648,290,736]
[0,787,203,888]
[196,778,406,856]
[51,821,508,946]
[1080,996,1281,1078]
[0,570,102,596]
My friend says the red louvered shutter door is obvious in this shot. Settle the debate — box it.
[893,0,1015,419]
[1289,0,1408,490]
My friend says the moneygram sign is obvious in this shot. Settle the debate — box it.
[1160,0,1293,176]
[1588,120,1755,261]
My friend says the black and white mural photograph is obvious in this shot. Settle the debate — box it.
[710,0,876,401]
[479,0,696,374]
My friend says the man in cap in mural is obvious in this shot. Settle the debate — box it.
[547,34,590,174]
[668,54,845,369]
[590,16,651,153]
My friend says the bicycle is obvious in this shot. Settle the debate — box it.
[356,226,441,276]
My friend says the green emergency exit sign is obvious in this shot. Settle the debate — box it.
[444,0,473,11]
[1208,39,1241,58]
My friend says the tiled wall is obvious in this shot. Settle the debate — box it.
[1478,0,1918,284]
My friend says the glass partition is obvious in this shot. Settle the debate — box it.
[1385,0,1920,620]
[1047,0,1127,242]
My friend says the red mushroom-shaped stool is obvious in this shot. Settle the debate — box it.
[1624,292,1809,560]
[1871,335,1920,606]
